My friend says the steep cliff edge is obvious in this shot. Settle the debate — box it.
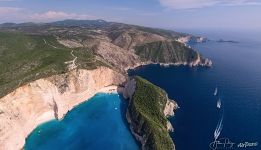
[124,77,178,150]
[135,40,212,67]
[0,67,125,150]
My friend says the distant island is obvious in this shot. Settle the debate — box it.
[0,19,212,150]
[217,39,239,43]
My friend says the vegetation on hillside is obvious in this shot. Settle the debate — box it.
[128,76,174,150]
[0,20,208,98]
[0,32,103,98]
[135,40,198,63]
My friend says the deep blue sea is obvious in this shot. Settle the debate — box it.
[25,93,139,150]
[129,31,261,150]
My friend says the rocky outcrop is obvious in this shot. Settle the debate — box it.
[122,78,136,99]
[198,58,213,67]
[176,35,207,44]
[92,41,141,71]
[189,52,213,67]
[0,67,125,150]
[164,99,178,117]
[164,99,179,132]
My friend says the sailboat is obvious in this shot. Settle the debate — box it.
[214,87,218,96]
[217,98,221,108]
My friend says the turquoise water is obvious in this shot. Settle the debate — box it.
[25,93,139,150]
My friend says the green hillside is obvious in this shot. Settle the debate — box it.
[135,40,198,63]
[0,32,101,98]
[128,76,174,150]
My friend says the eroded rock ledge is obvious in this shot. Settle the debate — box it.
[123,77,178,150]
[0,67,125,150]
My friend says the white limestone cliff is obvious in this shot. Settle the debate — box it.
[0,67,125,150]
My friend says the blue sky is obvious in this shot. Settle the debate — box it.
[0,0,261,30]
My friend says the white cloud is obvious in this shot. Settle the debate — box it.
[0,9,97,23]
[0,7,22,14]
[30,11,96,21]
[159,0,261,9]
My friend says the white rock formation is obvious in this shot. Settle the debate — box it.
[164,99,179,132]
[164,99,178,117]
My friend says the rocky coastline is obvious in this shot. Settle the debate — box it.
[125,56,212,72]
[0,57,212,150]
[0,20,213,150]
[0,59,211,150]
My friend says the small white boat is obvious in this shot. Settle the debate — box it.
[217,98,221,108]
[214,87,218,96]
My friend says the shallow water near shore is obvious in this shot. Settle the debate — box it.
[129,33,261,150]
[25,93,139,150]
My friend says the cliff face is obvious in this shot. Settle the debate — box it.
[0,67,125,150]
[124,77,177,150]
[92,40,141,71]
[135,40,212,67]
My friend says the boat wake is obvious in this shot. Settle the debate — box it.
[214,107,224,140]
[217,98,221,109]
[214,87,218,96]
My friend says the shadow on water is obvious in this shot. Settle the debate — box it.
[119,94,141,147]
[119,94,129,127]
